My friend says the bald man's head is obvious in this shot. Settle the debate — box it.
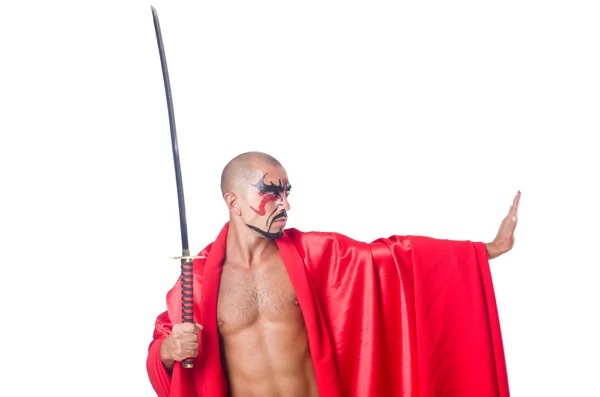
[221,151,291,239]
[220,151,283,197]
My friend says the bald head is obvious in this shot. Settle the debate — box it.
[220,151,283,197]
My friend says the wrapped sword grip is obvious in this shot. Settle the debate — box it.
[181,257,195,368]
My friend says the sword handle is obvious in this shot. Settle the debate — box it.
[180,255,195,368]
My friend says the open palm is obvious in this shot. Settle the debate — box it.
[486,191,521,259]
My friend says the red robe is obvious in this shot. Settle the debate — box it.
[147,222,510,397]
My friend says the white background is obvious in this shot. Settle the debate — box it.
[1,1,598,396]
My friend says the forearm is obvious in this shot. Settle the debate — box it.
[160,339,175,374]
[485,242,501,260]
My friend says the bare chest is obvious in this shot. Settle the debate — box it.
[216,259,302,335]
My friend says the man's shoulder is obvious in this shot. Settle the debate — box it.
[284,227,369,249]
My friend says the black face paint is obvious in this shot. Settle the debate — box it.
[246,224,285,239]
[247,209,287,239]
[251,173,291,196]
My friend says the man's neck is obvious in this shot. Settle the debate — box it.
[225,223,280,267]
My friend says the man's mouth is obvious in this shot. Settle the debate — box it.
[272,211,287,222]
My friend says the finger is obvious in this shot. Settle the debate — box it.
[182,349,199,358]
[181,341,198,350]
[175,349,198,361]
[180,322,203,333]
[512,191,521,215]
[187,349,199,357]
[512,192,521,221]
[500,212,517,232]
[183,332,199,342]
[506,213,518,235]
[502,217,517,235]
[506,207,517,224]
[507,192,520,220]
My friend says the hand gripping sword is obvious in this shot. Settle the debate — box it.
[150,5,203,369]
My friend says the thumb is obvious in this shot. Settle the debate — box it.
[194,322,203,332]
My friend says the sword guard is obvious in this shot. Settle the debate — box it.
[169,255,206,260]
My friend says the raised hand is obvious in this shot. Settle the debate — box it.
[160,322,203,370]
[486,191,521,260]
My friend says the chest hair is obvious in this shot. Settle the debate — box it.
[217,261,301,335]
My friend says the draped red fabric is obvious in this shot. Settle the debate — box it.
[147,223,510,397]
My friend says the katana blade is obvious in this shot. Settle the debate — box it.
[150,5,196,369]
[150,5,188,252]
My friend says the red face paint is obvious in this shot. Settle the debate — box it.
[250,191,279,216]
[249,173,291,215]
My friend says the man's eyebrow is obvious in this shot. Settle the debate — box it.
[259,183,292,194]
[262,183,291,192]
[251,174,291,193]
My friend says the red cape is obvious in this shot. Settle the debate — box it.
[147,223,510,397]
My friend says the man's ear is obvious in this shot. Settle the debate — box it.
[224,192,242,216]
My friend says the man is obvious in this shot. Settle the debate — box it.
[147,151,520,397]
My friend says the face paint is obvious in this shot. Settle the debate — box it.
[245,173,291,239]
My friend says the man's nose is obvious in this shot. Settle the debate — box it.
[280,194,291,211]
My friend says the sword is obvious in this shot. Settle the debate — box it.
[150,5,203,369]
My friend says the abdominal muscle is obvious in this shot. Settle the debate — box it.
[220,318,319,397]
